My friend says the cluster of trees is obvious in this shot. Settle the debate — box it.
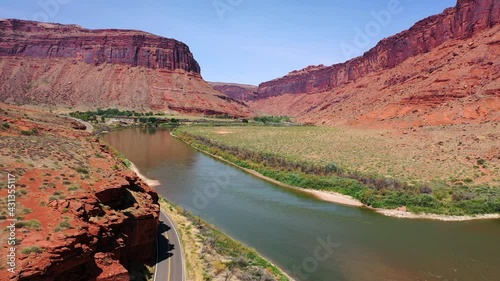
[213,113,237,119]
[136,117,179,125]
[253,116,292,124]
[69,108,166,122]
[69,109,181,127]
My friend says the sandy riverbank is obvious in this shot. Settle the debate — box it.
[174,133,500,222]
[129,162,161,187]
[375,209,500,221]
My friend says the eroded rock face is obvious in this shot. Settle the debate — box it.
[0,19,200,73]
[209,82,258,101]
[0,104,160,281]
[15,173,160,281]
[256,0,500,98]
[0,20,251,117]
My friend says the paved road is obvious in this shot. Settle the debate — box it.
[59,115,94,133]
[65,114,185,279]
[154,210,185,281]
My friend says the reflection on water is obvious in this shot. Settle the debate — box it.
[103,127,196,170]
[102,128,500,281]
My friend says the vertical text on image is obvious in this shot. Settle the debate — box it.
[6,173,17,274]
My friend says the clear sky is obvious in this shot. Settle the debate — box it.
[1,0,456,85]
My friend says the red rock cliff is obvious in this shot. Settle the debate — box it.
[0,20,251,117]
[0,19,200,73]
[256,0,500,99]
[0,104,160,281]
[209,82,258,101]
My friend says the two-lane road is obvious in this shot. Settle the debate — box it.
[154,210,185,281]
[59,115,94,133]
[73,115,186,280]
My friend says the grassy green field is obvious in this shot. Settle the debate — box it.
[174,125,500,215]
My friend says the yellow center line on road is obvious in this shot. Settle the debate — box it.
[165,231,171,281]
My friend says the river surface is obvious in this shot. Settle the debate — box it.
[102,128,500,281]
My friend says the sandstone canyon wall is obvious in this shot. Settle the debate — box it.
[249,0,499,127]
[0,19,250,117]
[0,19,200,73]
[209,82,258,101]
[256,0,499,98]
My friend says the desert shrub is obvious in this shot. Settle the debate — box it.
[324,162,341,174]
[75,167,89,174]
[419,185,433,194]
[410,194,438,208]
[16,219,42,230]
[21,208,33,215]
[54,219,73,232]
[68,185,80,191]
[20,128,39,136]
[21,246,43,255]
[122,159,132,168]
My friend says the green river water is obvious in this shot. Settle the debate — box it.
[102,128,500,281]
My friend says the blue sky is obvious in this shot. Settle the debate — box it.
[1,0,456,85]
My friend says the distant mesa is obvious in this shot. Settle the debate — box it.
[0,19,200,73]
[255,0,500,99]
[0,19,250,117]
[209,82,258,101]
[247,0,500,127]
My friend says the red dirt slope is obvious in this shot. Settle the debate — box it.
[0,103,159,281]
[250,0,499,127]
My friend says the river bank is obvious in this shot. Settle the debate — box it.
[172,130,500,222]
[127,160,294,281]
[158,199,295,281]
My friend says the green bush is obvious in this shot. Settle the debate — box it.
[20,128,39,136]
[75,167,89,174]
[54,219,73,232]
[68,185,80,191]
[21,246,43,255]
[16,219,42,230]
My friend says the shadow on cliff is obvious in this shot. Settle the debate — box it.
[157,222,175,262]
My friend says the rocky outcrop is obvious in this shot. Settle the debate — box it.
[0,19,200,73]
[0,104,160,281]
[256,0,500,98]
[209,82,258,101]
[15,172,160,281]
